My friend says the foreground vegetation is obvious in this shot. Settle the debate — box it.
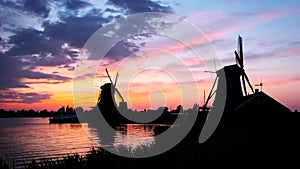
[0,158,9,169]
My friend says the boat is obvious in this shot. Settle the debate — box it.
[49,106,79,123]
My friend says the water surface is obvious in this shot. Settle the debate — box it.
[0,118,159,168]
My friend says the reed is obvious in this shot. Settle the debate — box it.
[0,158,9,169]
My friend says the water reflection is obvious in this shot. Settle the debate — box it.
[0,118,170,168]
[85,124,168,150]
[114,124,155,149]
[0,118,98,168]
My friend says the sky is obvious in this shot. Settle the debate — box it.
[0,0,299,111]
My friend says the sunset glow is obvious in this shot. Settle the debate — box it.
[0,0,299,111]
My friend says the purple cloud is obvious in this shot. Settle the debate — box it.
[64,0,91,10]
[107,0,173,14]
[24,0,50,18]
[0,91,51,104]
[0,0,175,104]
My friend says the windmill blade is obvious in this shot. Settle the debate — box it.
[203,76,217,108]
[106,68,124,102]
[105,68,114,85]
[243,72,254,93]
[105,68,116,96]
[114,72,119,87]
[241,74,247,96]
[238,36,244,68]
[115,88,124,102]
[235,51,242,68]
[213,57,216,71]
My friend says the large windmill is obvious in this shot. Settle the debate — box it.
[98,68,128,115]
[203,35,254,112]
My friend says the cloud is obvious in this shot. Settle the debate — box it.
[0,52,72,90]
[246,39,300,60]
[20,70,72,82]
[43,13,110,48]
[5,27,79,69]
[104,40,140,61]
[24,0,50,18]
[64,0,91,10]
[6,28,63,59]
[0,37,12,52]
[107,0,173,14]
[0,91,51,104]
[0,0,175,104]
[0,55,29,89]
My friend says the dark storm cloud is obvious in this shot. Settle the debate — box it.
[43,14,110,48]
[7,28,62,58]
[1,7,112,91]
[5,28,78,67]
[3,0,175,68]
[0,0,175,103]
[0,53,72,90]
[24,0,50,17]
[107,0,173,14]
[20,70,71,82]
[1,7,112,90]
[64,0,91,10]
[104,40,140,61]
[104,8,121,13]
[0,91,51,103]
[0,54,29,89]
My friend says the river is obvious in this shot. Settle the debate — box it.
[0,118,158,169]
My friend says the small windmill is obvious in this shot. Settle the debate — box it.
[105,68,128,110]
[234,35,254,96]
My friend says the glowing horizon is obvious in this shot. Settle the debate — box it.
[0,0,300,112]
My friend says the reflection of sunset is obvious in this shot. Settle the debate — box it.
[1,118,98,161]
[113,124,155,149]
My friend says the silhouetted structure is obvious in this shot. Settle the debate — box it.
[97,69,182,126]
[49,106,79,123]
[233,91,290,122]
[210,36,290,122]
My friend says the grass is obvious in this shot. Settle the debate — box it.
[0,158,9,169]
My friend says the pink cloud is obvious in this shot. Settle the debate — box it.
[255,11,283,22]
[280,48,300,57]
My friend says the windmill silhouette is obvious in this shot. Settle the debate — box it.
[97,68,128,118]
[203,35,255,112]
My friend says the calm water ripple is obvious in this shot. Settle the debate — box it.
[0,118,160,169]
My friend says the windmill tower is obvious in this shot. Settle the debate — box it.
[97,68,128,116]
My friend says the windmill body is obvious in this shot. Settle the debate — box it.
[215,64,244,111]
[97,69,130,125]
